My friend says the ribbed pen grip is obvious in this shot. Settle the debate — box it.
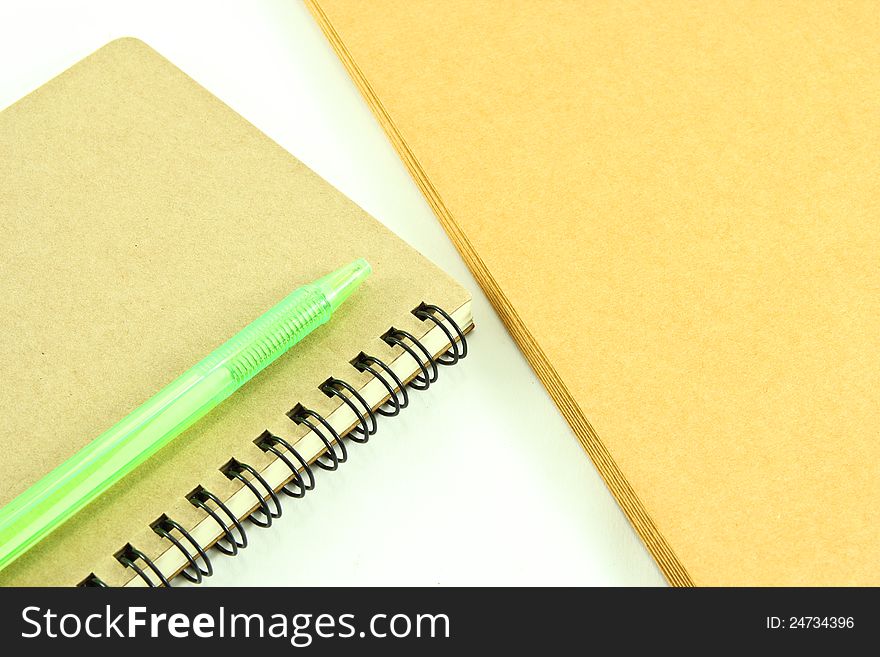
[209,286,331,386]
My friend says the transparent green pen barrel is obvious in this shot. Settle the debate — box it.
[0,285,333,570]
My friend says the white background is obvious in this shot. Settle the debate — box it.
[0,0,665,586]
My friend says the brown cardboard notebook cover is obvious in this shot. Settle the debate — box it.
[0,38,471,586]
[308,0,880,585]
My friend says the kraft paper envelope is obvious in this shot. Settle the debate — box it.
[0,38,471,586]
[308,0,880,585]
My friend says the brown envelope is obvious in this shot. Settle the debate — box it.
[309,0,880,585]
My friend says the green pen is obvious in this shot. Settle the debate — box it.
[0,258,371,573]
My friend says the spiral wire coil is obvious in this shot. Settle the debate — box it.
[78,303,468,587]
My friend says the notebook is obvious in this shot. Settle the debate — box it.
[0,38,473,587]
[307,0,880,585]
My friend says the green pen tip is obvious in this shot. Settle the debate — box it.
[313,258,372,314]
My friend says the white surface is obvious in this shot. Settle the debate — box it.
[0,0,666,586]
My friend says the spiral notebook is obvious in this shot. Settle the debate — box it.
[0,38,472,587]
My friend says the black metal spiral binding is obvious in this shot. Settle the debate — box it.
[320,376,379,437]
[188,487,248,555]
[78,573,108,587]
[116,544,170,588]
[152,515,213,583]
[257,431,315,498]
[413,303,469,365]
[291,405,347,468]
[222,459,284,528]
[95,302,468,587]
[382,328,438,390]
[352,353,409,415]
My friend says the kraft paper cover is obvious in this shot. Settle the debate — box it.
[309,0,880,584]
[0,38,469,586]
